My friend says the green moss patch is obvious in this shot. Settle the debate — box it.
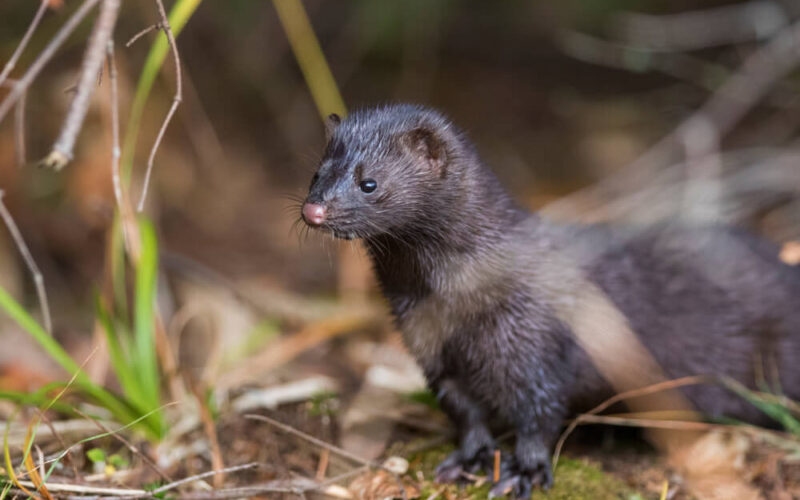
[407,445,641,500]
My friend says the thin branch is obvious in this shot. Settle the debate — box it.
[245,414,375,467]
[14,88,27,167]
[14,481,146,497]
[150,463,261,495]
[552,375,712,468]
[35,410,81,480]
[104,40,141,257]
[2,79,29,167]
[125,23,162,47]
[106,41,123,211]
[0,0,50,88]
[0,0,102,127]
[45,0,121,170]
[0,190,52,334]
[137,0,183,212]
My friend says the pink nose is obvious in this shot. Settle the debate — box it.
[302,203,327,226]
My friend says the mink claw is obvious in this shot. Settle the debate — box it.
[434,451,469,484]
[488,475,522,499]
[487,465,553,499]
[434,463,466,484]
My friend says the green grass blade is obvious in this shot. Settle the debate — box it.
[133,218,162,433]
[0,286,81,376]
[722,377,800,435]
[0,390,75,416]
[0,289,154,436]
[272,0,347,119]
[95,294,146,410]
[121,0,203,181]
[111,215,130,324]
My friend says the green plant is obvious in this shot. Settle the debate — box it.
[721,377,800,436]
[0,217,163,439]
[0,0,204,441]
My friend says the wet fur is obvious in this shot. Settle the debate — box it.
[303,104,800,497]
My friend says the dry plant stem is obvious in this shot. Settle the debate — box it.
[15,481,146,497]
[150,463,260,496]
[166,468,369,500]
[245,414,376,468]
[105,40,142,258]
[48,0,121,170]
[316,448,330,481]
[40,466,368,500]
[107,41,123,211]
[192,384,225,488]
[545,19,800,219]
[125,23,162,47]
[247,414,409,499]
[552,375,712,468]
[35,410,81,480]
[14,88,27,167]
[0,190,52,333]
[0,0,50,88]
[2,79,29,167]
[0,0,102,127]
[137,0,183,212]
[72,408,173,484]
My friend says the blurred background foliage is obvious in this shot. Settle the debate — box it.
[0,0,798,398]
[0,1,799,497]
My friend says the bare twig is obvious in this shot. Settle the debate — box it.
[246,415,407,499]
[137,0,183,212]
[46,0,121,170]
[14,481,146,497]
[35,410,81,480]
[2,79,29,167]
[14,88,27,167]
[125,23,162,47]
[0,190,52,333]
[104,40,142,257]
[552,375,712,468]
[106,41,123,211]
[192,383,225,488]
[0,0,50,88]
[0,0,102,127]
[151,463,260,495]
[245,414,376,467]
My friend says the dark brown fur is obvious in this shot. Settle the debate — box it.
[302,104,800,498]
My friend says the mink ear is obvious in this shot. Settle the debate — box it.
[402,127,447,176]
[325,113,341,141]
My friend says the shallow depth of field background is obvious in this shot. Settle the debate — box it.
[0,1,799,499]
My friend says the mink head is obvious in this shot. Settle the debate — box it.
[301,104,473,240]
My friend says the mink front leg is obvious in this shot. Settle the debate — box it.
[489,404,564,499]
[433,379,498,483]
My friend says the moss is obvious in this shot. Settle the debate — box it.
[407,445,641,500]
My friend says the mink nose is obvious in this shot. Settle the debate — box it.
[302,203,327,226]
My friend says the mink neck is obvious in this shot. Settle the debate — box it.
[364,159,531,303]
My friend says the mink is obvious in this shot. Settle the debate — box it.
[300,103,800,498]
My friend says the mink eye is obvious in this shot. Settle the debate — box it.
[359,178,377,193]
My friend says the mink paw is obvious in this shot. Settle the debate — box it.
[434,451,476,483]
[487,463,553,500]
[434,448,497,484]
